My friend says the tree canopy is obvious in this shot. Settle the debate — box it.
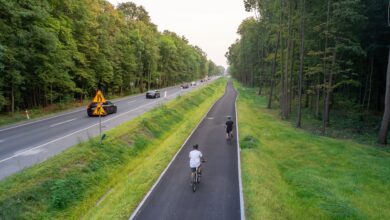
[227,0,389,141]
[0,0,220,112]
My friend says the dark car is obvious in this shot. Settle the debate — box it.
[181,83,189,89]
[87,101,117,117]
[146,90,160,99]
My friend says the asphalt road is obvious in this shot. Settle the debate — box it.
[0,80,213,180]
[131,81,242,220]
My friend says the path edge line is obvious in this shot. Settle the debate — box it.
[129,83,225,220]
[235,91,246,220]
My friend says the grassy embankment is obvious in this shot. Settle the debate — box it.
[236,83,390,219]
[0,78,226,219]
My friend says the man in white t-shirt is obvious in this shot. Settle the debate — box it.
[189,144,205,180]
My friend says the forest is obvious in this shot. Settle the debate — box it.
[0,0,223,113]
[226,0,390,144]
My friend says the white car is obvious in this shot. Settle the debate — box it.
[190,81,197,86]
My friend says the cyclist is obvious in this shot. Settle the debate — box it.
[225,116,234,140]
[189,144,205,181]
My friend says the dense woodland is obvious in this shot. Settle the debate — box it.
[0,0,223,113]
[226,0,390,144]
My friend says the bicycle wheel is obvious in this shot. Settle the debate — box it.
[192,172,197,192]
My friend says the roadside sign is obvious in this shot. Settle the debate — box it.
[93,90,106,103]
[93,103,106,116]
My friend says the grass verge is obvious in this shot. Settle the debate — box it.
[235,82,390,219]
[0,78,226,219]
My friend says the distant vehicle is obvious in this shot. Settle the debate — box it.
[181,83,190,89]
[87,101,117,117]
[146,90,161,99]
[190,81,197,86]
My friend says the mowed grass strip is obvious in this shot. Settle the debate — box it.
[235,83,390,220]
[0,78,226,220]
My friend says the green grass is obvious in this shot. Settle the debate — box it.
[0,78,226,220]
[235,83,390,220]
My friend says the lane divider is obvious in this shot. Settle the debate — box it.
[49,118,78,128]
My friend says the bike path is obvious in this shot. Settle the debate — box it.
[132,81,241,220]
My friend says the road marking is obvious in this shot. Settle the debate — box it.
[128,100,136,104]
[49,118,77,128]
[0,91,181,164]
[129,88,223,220]
[0,140,4,143]
[0,109,85,133]
[207,117,214,120]
[235,93,246,220]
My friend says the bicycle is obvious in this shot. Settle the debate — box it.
[191,167,201,192]
[226,130,233,143]
[191,160,205,192]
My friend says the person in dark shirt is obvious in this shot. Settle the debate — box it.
[225,116,234,140]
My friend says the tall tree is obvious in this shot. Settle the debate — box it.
[378,49,390,144]
[296,0,305,128]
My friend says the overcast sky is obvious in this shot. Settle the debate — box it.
[107,0,252,67]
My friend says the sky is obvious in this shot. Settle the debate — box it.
[107,0,252,67]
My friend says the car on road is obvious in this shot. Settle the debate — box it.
[190,81,197,86]
[146,90,161,99]
[87,101,117,117]
[181,83,189,89]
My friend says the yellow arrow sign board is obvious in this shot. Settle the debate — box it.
[93,103,106,116]
[93,90,106,103]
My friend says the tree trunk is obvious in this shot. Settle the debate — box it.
[283,1,292,119]
[362,65,369,107]
[50,84,53,105]
[378,49,390,145]
[289,31,296,114]
[268,0,283,109]
[322,47,337,133]
[315,75,321,118]
[267,32,281,109]
[11,86,15,114]
[321,0,331,133]
[258,42,265,95]
[296,0,305,128]
[280,35,285,115]
[367,56,374,111]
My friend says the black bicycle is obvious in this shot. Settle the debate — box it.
[191,167,201,192]
[226,130,234,143]
[191,160,206,192]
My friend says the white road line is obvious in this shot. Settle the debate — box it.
[0,140,4,143]
[128,100,136,104]
[49,118,77,128]
[235,92,246,220]
[129,89,223,220]
[0,109,84,132]
[0,91,181,164]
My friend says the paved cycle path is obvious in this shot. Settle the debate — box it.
[132,81,242,220]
